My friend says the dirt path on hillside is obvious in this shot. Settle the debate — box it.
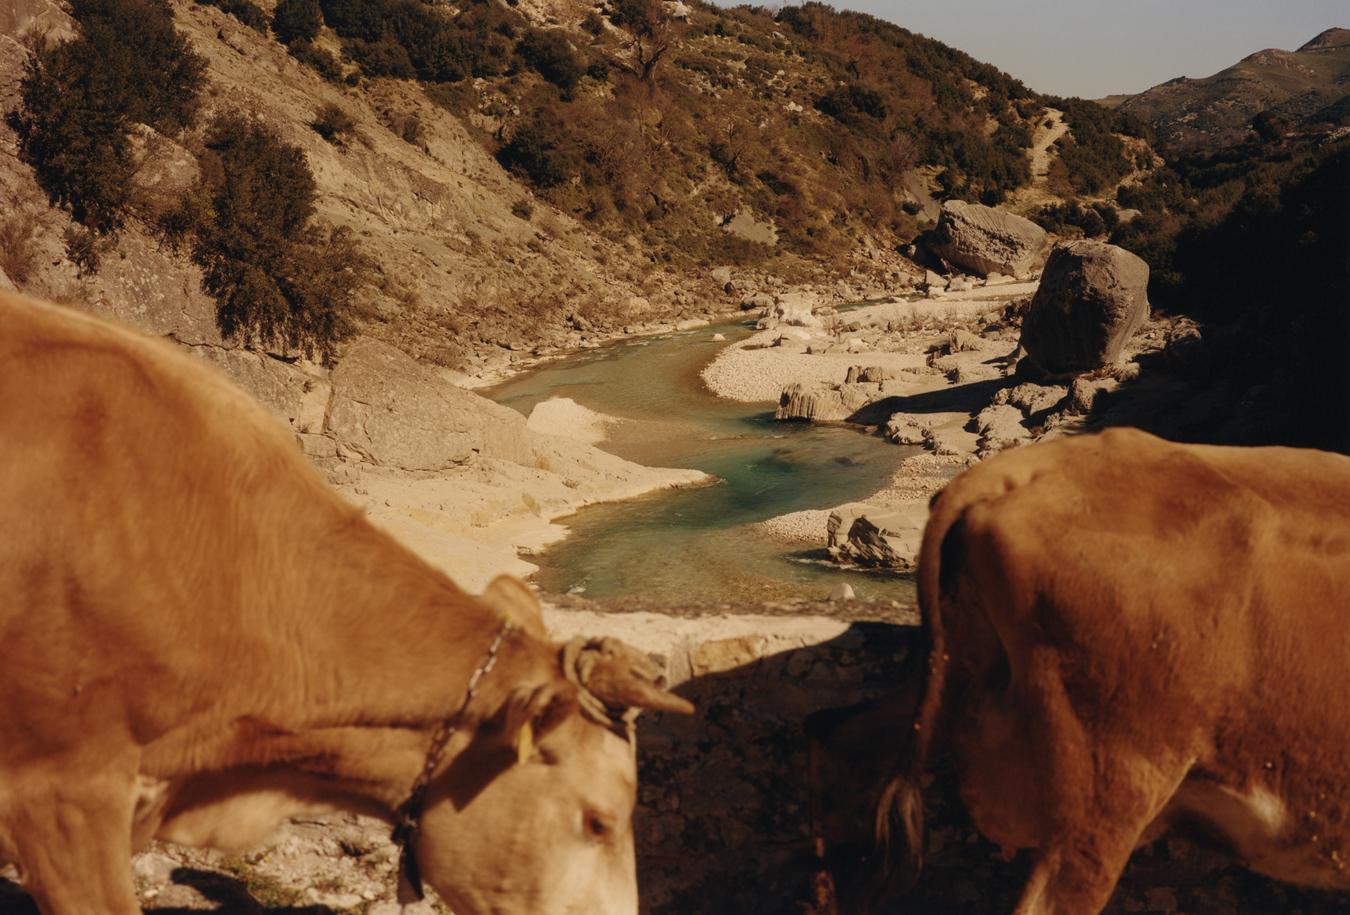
[1011,107,1068,213]
[1029,108,1068,180]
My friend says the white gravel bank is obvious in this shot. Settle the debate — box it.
[750,509,834,542]
[700,332,856,402]
[527,396,626,444]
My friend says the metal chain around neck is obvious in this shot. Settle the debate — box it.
[392,616,514,902]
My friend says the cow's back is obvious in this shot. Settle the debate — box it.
[921,428,1350,743]
[0,291,363,760]
[903,427,1350,911]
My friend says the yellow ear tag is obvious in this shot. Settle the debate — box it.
[516,721,534,766]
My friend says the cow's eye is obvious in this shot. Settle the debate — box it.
[585,811,615,839]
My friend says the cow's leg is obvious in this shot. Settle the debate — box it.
[10,764,143,915]
[1010,829,1142,915]
[1024,712,1189,913]
[956,652,1190,915]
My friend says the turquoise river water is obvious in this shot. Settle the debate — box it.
[485,318,920,604]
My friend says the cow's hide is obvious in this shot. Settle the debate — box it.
[824,427,1350,915]
[0,290,693,915]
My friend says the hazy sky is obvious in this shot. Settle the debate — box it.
[766,0,1348,99]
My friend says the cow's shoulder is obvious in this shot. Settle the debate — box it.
[1,290,326,494]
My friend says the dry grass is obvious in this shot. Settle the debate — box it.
[0,216,37,286]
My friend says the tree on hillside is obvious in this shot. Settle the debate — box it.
[1251,110,1293,144]
[610,0,679,83]
[9,0,206,235]
[189,113,367,363]
[273,0,323,45]
[517,29,585,99]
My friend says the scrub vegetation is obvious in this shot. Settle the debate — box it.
[11,0,365,361]
[307,0,1155,268]
[9,0,1343,405]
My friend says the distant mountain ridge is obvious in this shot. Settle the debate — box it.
[1099,27,1350,149]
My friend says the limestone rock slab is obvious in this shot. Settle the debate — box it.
[328,337,532,471]
[827,505,927,568]
[927,200,1049,278]
[775,381,877,422]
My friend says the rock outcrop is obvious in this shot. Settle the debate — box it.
[927,200,1049,278]
[1019,240,1150,375]
[775,381,874,422]
[327,338,533,471]
[826,504,927,568]
[974,403,1031,456]
[884,412,931,445]
[756,293,824,332]
[774,379,912,423]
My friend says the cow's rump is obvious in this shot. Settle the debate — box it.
[836,428,1350,915]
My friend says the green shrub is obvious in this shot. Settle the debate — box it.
[379,108,423,146]
[815,83,889,127]
[312,103,356,144]
[498,112,579,187]
[343,37,416,79]
[63,223,106,275]
[1251,110,1293,144]
[321,0,519,83]
[1032,201,1118,237]
[190,112,367,362]
[10,0,206,235]
[273,0,323,44]
[609,0,662,37]
[517,29,585,98]
[0,216,37,285]
[196,0,267,31]
[288,39,343,82]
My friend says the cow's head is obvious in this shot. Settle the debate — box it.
[412,577,694,915]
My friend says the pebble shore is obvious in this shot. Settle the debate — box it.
[699,330,858,402]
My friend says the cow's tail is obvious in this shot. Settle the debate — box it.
[860,484,965,913]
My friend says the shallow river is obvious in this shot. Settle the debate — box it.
[485,318,919,604]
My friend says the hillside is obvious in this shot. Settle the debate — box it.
[1101,27,1350,149]
[0,0,1162,379]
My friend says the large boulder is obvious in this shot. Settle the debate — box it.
[775,382,875,422]
[974,404,1031,457]
[884,412,930,445]
[927,201,1049,278]
[826,505,925,568]
[740,291,775,311]
[1019,241,1151,375]
[757,296,823,332]
[327,338,533,471]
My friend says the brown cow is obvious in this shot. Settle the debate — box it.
[0,290,693,915]
[840,427,1350,914]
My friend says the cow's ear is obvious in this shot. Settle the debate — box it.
[501,683,579,764]
[480,575,547,639]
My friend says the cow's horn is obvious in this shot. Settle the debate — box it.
[562,637,695,718]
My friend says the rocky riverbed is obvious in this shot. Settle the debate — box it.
[698,282,1047,564]
[690,253,1232,572]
